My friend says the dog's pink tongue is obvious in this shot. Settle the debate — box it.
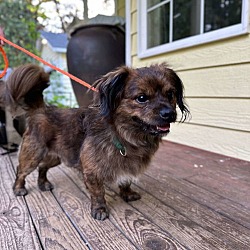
[157,124,170,131]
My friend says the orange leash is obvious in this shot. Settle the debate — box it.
[0,46,8,78]
[0,35,97,92]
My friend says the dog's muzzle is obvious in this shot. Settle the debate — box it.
[132,116,173,136]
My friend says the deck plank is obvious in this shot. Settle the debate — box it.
[152,141,250,180]
[10,154,89,250]
[135,174,250,250]
[0,150,41,250]
[52,167,185,249]
[151,142,250,210]
[0,141,249,250]
[119,184,228,250]
[186,173,250,209]
[48,167,139,250]
[147,142,250,228]
[146,169,250,229]
[106,188,186,250]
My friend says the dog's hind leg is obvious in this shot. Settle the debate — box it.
[38,155,60,191]
[13,144,46,196]
[13,161,40,196]
[119,181,141,202]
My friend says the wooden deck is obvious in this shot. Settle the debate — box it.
[0,141,249,250]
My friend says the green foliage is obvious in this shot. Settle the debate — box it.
[46,94,71,108]
[0,0,40,68]
[44,71,74,108]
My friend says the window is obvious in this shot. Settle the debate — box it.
[138,0,248,58]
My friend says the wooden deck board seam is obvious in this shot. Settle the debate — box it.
[106,185,192,250]
[59,166,189,249]
[50,190,92,250]
[141,174,250,244]
[58,167,141,250]
[183,177,250,213]
[145,172,250,229]
[23,196,45,250]
[2,151,43,250]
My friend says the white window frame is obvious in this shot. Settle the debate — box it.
[125,0,131,66]
[138,0,249,58]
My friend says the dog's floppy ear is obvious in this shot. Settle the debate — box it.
[95,66,130,119]
[174,74,190,122]
[158,63,190,122]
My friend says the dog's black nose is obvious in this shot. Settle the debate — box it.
[159,107,174,120]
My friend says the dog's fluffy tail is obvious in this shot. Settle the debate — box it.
[4,64,50,117]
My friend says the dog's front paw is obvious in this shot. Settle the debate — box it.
[120,190,141,202]
[13,187,28,196]
[91,205,109,221]
[38,181,54,192]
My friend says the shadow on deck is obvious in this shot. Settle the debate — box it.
[0,141,249,249]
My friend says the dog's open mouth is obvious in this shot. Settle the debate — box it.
[151,124,170,135]
[156,124,170,132]
[133,117,171,135]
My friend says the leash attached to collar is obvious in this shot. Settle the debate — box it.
[113,137,127,157]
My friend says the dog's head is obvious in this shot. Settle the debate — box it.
[95,63,189,136]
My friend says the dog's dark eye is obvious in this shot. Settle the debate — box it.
[136,94,149,103]
[167,91,175,101]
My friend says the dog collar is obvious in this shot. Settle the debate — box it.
[113,138,126,157]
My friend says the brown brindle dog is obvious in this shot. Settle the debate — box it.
[4,63,189,220]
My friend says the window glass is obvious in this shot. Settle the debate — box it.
[204,0,242,32]
[147,3,170,48]
[173,0,201,41]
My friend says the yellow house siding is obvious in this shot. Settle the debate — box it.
[169,124,250,160]
[186,99,249,131]
[116,0,125,17]
[131,8,137,34]
[181,64,250,98]
[128,2,250,161]
[131,34,250,69]
[131,33,137,56]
